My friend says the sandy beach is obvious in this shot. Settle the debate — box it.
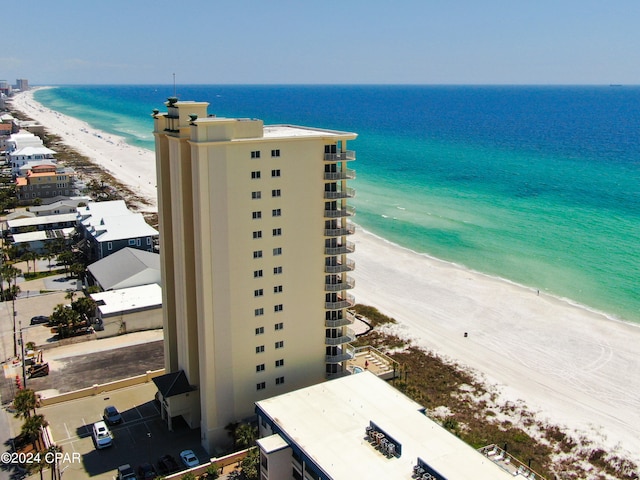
[10,89,640,465]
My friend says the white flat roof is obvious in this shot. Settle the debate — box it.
[7,213,77,228]
[263,124,357,139]
[256,371,513,480]
[90,283,162,316]
[12,227,74,243]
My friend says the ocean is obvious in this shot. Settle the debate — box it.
[34,85,640,324]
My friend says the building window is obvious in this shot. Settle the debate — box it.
[275,359,284,367]
[128,239,136,246]
[255,308,264,316]
[272,228,282,236]
[256,364,265,372]
[275,341,284,349]
[271,189,281,197]
[273,247,282,256]
[256,345,265,354]
[273,266,282,275]
[254,270,263,278]
[274,285,283,293]
[255,326,264,335]
[107,242,113,250]
[253,250,263,259]
[252,191,261,199]
[271,169,281,177]
[251,171,261,179]
[272,208,281,217]
[252,211,262,219]
[257,382,266,390]
[253,231,262,239]
[251,151,261,159]
[254,289,264,297]
[276,376,285,385]
[147,237,152,245]
[274,304,283,312]
[275,322,283,330]
[271,149,280,157]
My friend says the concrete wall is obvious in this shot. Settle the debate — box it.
[38,369,165,406]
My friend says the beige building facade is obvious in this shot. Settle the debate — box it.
[153,98,357,453]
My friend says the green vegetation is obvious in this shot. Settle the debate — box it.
[49,295,97,338]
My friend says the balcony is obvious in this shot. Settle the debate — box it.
[324,169,356,181]
[325,311,356,328]
[325,294,355,310]
[325,276,355,292]
[325,344,355,363]
[324,188,355,199]
[324,224,355,237]
[324,150,356,162]
[324,206,356,218]
[325,328,356,345]
[324,242,355,255]
[324,259,355,273]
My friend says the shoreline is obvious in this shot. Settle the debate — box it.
[9,89,640,465]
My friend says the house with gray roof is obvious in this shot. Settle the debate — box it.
[87,247,161,291]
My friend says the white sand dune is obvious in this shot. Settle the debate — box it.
[10,89,640,465]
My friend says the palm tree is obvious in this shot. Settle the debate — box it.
[13,388,37,419]
[21,414,48,450]
[22,250,38,275]
[234,423,257,450]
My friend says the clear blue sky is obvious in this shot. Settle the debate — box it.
[4,0,639,85]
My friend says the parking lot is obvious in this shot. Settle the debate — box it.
[31,382,208,480]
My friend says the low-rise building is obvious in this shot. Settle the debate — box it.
[256,371,516,480]
[15,164,75,204]
[90,283,163,338]
[76,200,159,261]
[86,247,161,291]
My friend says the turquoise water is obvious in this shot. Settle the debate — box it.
[34,85,640,323]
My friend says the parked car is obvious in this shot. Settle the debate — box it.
[136,463,157,480]
[30,315,49,325]
[180,450,200,468]
[117,464,136,480]
[103,405,123,425]
[157,454,180,475]
[92,421,113,449]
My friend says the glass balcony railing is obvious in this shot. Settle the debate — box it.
[324,169,356,181]
[324,259,355,273]
[325,276,355,292]
[324,150,356,162]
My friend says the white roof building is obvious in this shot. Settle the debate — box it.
[90,283,162,317]
[76,200,158,260]
[256,372,518,480]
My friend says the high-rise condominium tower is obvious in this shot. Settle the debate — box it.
[153,98,357,453]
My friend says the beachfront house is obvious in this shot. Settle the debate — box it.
[15,163,75,204]
[9,145,57,175]
[76,200,158,261]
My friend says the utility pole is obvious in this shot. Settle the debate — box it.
[19,321,26,389]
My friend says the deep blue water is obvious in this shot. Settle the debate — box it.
[35,85,640,323]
